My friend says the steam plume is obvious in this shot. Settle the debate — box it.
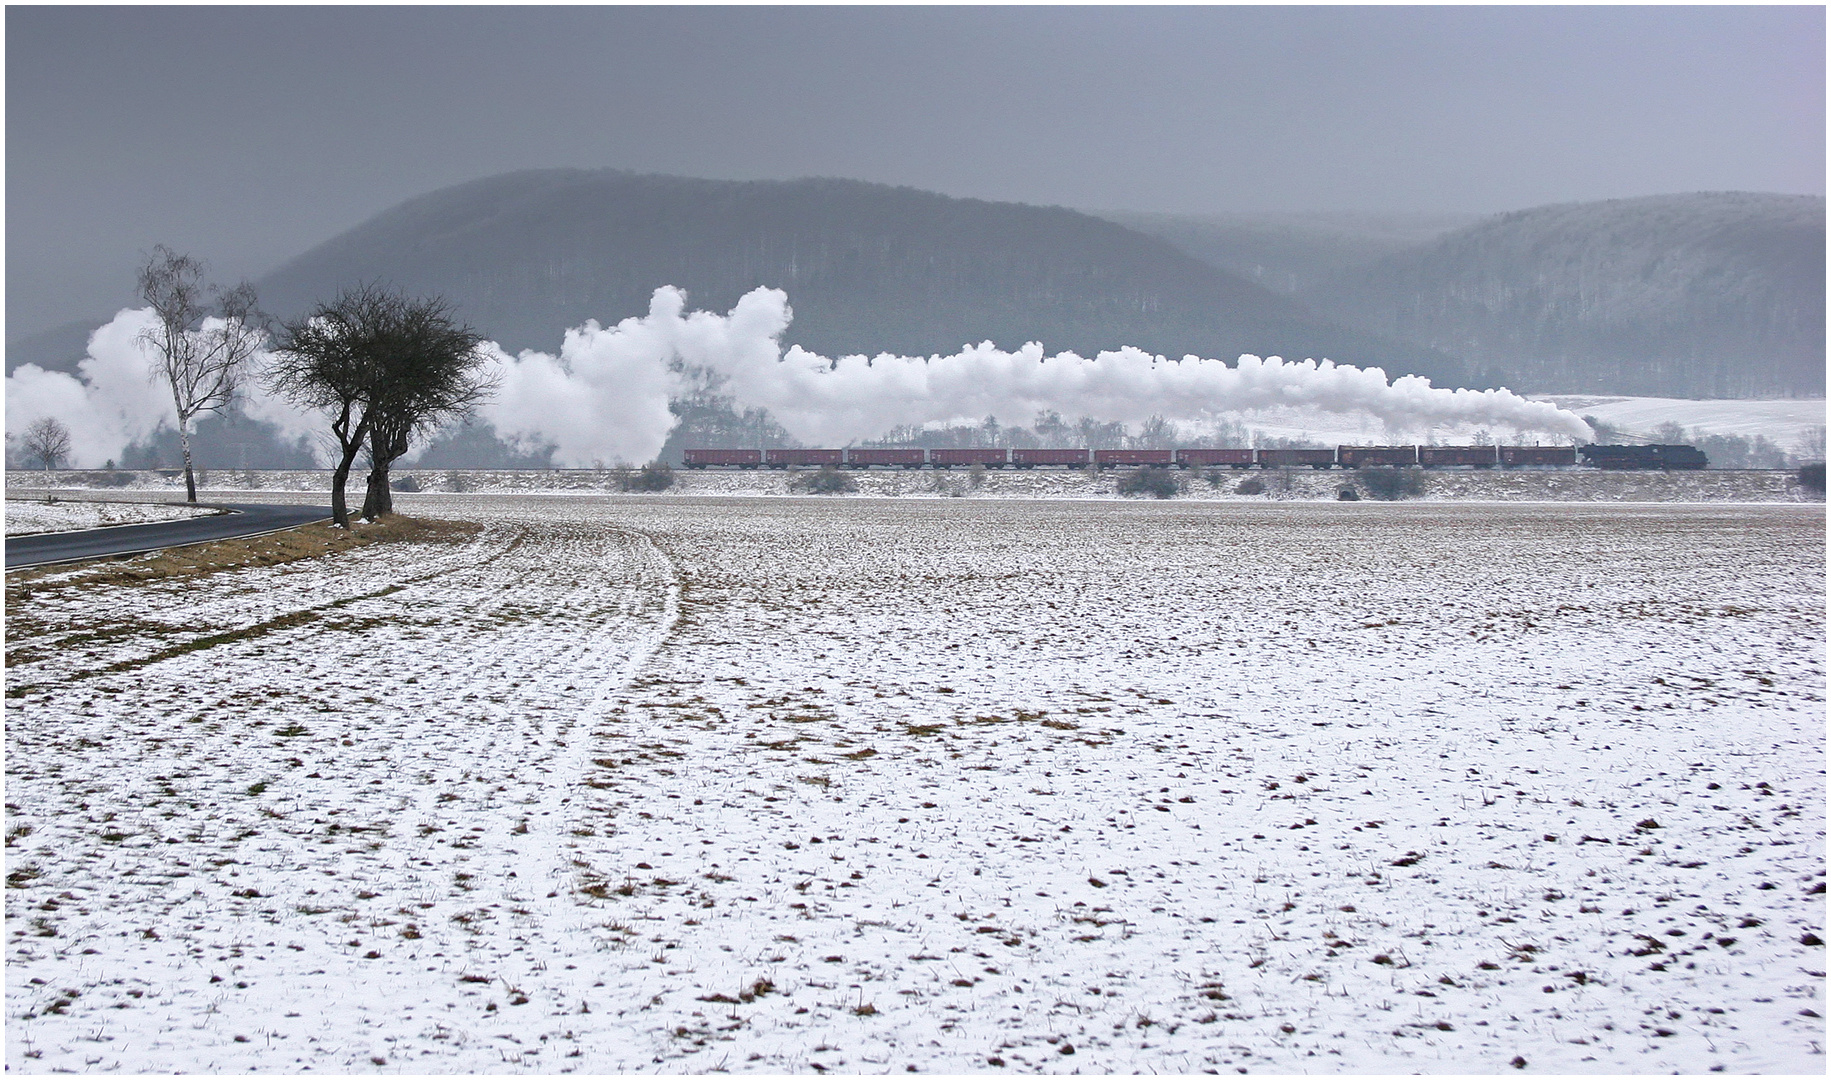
[10,289,1593,470]
[4,308,317,468]
[484,286,1593,463]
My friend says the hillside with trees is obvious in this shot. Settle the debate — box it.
[1298,193,1824,397]
[253,169,1465,385]
[1092,209,1479,297]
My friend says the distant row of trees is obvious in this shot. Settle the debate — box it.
[17,247,497,527]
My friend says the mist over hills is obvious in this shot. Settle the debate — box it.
[1091,209,1482,297]
[251,169,1459,385]
[1300,193,1824,398]
[7,175,1820,465]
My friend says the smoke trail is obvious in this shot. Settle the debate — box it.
[4,308,318,468]
[13,289,1592,470]
[483,286,1591,463]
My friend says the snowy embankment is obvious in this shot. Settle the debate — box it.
[4,497,221,536]
[1532,396,1825,446]
[5,466,1820,503]
[5,497,1824,1073]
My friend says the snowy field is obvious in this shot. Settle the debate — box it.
[4,497,219,536]
[5,495,1824,1074]
[1532,396,1825,448]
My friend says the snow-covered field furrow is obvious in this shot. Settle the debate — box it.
[6,496,1824,1073]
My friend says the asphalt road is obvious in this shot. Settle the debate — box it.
[5,502,332,570]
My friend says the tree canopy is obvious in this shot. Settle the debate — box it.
[268,283,493,526]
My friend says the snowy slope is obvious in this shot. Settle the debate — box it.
[1533,396,1825,448]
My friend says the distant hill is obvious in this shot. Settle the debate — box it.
[1091,209,1479,296]
[254,169,1465,384]
[1300,193,1824,398]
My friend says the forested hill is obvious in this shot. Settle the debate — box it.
[1301,193,1824,398]
[255,169,1465,384]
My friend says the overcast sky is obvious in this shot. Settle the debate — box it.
[7,5,1823,339]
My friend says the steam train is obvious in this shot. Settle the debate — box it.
[682,444,1708,470]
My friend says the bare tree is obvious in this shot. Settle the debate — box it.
[268,283,494,527]
[137,246,267,502]
[357,297,494,520]
[20,417,72,472]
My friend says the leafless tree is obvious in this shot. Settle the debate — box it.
[356,296,494,520]
[20,416,72,472]
[268,283,494,527]
[137,246,267,502]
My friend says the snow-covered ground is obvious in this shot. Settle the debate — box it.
[4,497,220,536]
[1533,396,1825,449]
[6,496,1824,1073]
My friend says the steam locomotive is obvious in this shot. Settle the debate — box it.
[681,444,1707,470]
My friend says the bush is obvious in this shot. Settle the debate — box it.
[1337,486,1360,501]
[1117,467,1179,498]
[1203,469,1228,489]
[390,473,422,492]
[1234,478,1266,495]
[77,470,136,488]
[1800,462,1826,494]
[1357,469,1425,501]
[795,464,857,494]
[969,461,987,488]
[620,461,676,492]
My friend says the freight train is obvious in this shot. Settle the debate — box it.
[682,444,1707,470]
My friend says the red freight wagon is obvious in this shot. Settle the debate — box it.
[1176,448,1255,469]
[1010,448,1090,468]
[1338,445,1420,468]
[765,448,843,468]
[1256,448,1337,469]
[1418,445,1499,468]
[1094,449,1175,469]
[929,448,1010,468]
[683,448,762,468]
[845,448,926,468]
[1499,445,1578,468]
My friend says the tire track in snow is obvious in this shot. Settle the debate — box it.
[5,516,681,1072]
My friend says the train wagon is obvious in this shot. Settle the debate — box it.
[929,448,1010,469]
[1418,445,1500,468]
[1094,449,1174,469]
[846,448,926,469]
[1579,444,1708,470]
[1257,448,1336,469]
[765,448,843,469]
[1338,445,1420,468]
[1498,445,1578,468]
[1176,448,1255,469]
[1010,448,1090,468]
[682,448,762,469]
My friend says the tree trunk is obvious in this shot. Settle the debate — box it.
[361,425,408,520]
[329,447,360,528]
[360,466,388,521]
[178,417,198,503]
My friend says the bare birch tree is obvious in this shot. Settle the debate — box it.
[137,246,267,503]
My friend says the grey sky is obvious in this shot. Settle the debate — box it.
[8,5,1823,339]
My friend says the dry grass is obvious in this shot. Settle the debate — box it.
[6,515,480,598]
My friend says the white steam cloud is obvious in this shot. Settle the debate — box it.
[5,309,319,467]
[9,289,1592,469]
[484,286,1592,463]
